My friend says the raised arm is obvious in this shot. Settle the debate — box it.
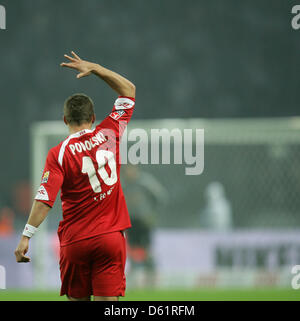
[61,51,136,98]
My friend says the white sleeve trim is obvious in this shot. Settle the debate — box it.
[114,97,135,110]
[35,185,49,201]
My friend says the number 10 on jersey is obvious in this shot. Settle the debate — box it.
[82,150,117,193]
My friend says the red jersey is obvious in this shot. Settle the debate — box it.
[34,96,135,246]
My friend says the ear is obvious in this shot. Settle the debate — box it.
[91,114,96,124]
[63,116,68,125]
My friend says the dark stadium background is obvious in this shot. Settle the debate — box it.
[0,0,300,300]
[0,0,298,198]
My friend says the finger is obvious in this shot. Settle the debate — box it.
[71,51,81,60]
[60,62,77,69]
[15,251,30,263]
[20,256,30,263]
[64,54,76,62]
[77,71,90,79]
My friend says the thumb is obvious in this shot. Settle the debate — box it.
[77,71,90,79]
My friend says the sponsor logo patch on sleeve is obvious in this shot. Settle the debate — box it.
[35,185,49,201]
[41,171,50,184]
[110,110,125,120]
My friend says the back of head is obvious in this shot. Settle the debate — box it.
[64,93,95,126]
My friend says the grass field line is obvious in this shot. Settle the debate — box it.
[0,288,299,301]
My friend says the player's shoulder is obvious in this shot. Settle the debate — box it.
[46,141,64,164]
[96,96,136,129]
[47,142,61,156]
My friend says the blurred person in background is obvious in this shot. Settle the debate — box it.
[121,164,169,287]
[11,181,32,232]
[0,206,14,237]
[199,181,233,230]
[0,181,32,237]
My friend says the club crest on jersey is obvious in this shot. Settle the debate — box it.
[35,185,49,201]
[41,171,50,184]
[110,110,125,120]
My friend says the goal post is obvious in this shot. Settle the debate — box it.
[30,121,68,289]
[30,116,300,289]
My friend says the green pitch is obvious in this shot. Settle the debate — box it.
[0,288,299,301]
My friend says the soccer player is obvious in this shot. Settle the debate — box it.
[14,51,136,301]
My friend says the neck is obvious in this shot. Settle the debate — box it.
[68,123,92,135]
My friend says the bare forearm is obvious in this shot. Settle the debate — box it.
[92,64,136,98]
[26,200,51,228]
[15,200,51,263]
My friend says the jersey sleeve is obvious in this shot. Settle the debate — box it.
[96,96,135,138]
[34,148,64,208]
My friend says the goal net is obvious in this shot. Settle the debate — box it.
[30,117,300,289]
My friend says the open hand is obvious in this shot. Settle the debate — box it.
[60,51,97,79]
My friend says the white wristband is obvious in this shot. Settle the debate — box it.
[22,224,38,238]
